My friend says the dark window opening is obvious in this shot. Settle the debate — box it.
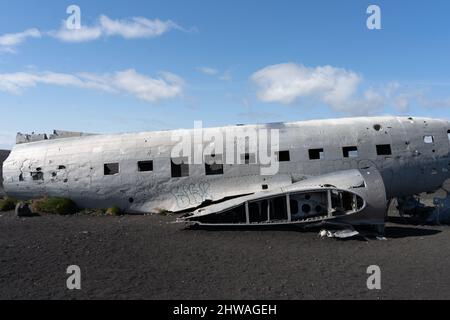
[205,162,223,175]
[138,160,153,172]
[309,148,324,160]
[376,144,392,156]
[276,150,290,162]
[241,153,256,164]
[57,165,66,170]
[205,155,223,176]
[104,163,119,176]
[31,172,44,181]
[424,135,434,144]
[343,146,358,158]
[171,157,189,178]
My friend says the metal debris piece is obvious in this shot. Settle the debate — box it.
[319,229,360,239]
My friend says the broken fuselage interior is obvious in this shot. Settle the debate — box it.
[179,168,386,227]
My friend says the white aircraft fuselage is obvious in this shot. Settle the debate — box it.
[2,116,450,227]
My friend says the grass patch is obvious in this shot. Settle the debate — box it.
[155,208,171,216]
[106,206,122,216]
[31,197,78,215]
[0,197,18,211]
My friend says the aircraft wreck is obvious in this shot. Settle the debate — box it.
[2,116,450,232]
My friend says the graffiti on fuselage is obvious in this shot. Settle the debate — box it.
[171,181,212,209]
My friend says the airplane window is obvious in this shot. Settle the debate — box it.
[241,153,256,164]
[309,148,324,160]
[138,160,153,172]
[276,151,290,162]
[343,146,358,158]
[376,144,392,156]
[205,154,224,175]
[424,136,434,144]
[104,163,119,175]
[171,157,189,178]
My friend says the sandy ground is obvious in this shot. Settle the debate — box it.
[1,208,450,300]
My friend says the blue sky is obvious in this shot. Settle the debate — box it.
[1,0,450,148]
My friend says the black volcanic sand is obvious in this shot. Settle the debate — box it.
[1,211,450,300]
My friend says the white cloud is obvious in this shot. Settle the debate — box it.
[251,63,361,104]
[197,67,232,81]
[251,63,394,115]
[49,24,103,43]
[99,15,180,39]
[0,28,41,53]
[416,93,450,109]
[112,70,184,102]
[219,69,232,81]
[197,67,219,75]
[50,15,182,43]
[0,15,183,49]
[0,69,185,103]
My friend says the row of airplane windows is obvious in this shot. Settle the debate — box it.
[102,143,397,178]
[25,134,438,181]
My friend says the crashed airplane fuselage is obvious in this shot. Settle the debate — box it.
[2,116,450,229]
